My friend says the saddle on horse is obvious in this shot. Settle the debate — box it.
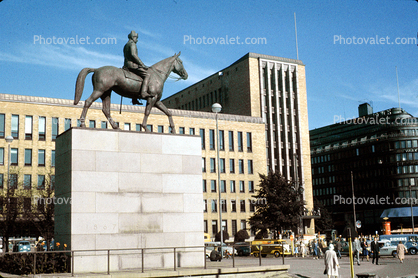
[121,67,144,105]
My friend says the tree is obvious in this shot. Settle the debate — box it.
[249,172,305,237]
[254,228,268,239]
[214,230,229,243]
[234,229,249,243]
[313,198,333,233]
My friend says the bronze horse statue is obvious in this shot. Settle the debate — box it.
[74,52,187,133]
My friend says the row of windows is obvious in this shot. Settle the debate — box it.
[204,199,255,213]
[202,158,253,174]
[202,180,255,193]
[204,218,248,236]
[201,129,252,152]
[179,89,223,111]
[0,173,54,190]
[0,148,55,167]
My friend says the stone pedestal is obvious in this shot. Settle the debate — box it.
[55,128,204,273]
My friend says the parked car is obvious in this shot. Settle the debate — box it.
[204,242,234,258]
[234,242,251,256]
[18,241,31,252]
[376,240,398,258]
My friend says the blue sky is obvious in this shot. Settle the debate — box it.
[0,0,417,129]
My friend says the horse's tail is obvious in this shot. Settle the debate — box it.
[74,68,95,105]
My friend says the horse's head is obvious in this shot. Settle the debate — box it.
[172,52,188,80]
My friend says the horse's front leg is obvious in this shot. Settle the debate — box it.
[154,100,176,134]
[141,96,158,132]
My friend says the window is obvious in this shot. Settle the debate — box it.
[179,127,185,134]
[231,200,237,212]
[25,116,33,140]
[240,200,246,212]
[204,220,208,233]
[239,181,245,193]
[0,148,3,165]
[10,174,17,189]
[248,160,253,174]
[237,132,243,151]
[249,201,255,212]
[221,180,226,192]
[0,114,4,138]
[124,123,130,130]
[239,159,244,174]
[37,175,45,189]
[202,158,206,172]
[209,129,215,150]
[51,175,55,189]
[249,181,254,193]
[202,180,207,192]
[221,199,227,212]
[220,158,225,173]
[212,220,218,236]
[203,199,207,212]
[89,120,95,128]
[24,149,32,166]
[24,174,31,189]
[77,119,81,127]
[52,117,59,140]
[146,124,153,132]
[210,158,216,173]
[247,132,252,152]
[11,148,18,165]
[229,159,235,173]
[219,130,225,150]
[65,118,72,131]
[200,129,205,149]
[0,174,3,189]
[211,180,216,192]
[232,220,237,236]
[211,199,217,212]
[135,124,141,131]
[11,115,19,139]
[38,116,46,140]
[189,128,195,135]
[158,125,164,133]
[38,149,45,166]
[230,180,236,193]
[228,131,234,151]
[51,150,55,167]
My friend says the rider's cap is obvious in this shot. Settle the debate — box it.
[128,30,138,39]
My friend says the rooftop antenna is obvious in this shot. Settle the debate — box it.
[396,66,401,108]
[294,12,299,60]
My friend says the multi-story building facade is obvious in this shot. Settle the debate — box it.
[0,93,266,239]
[163,52,314,234]
[310,103,418,234]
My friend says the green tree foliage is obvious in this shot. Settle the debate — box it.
[249,172,305,237]
[234,229,249,242]
[313,198,334,233]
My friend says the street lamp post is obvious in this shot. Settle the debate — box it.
[351,171,357,233]
[212,103,222,255]
[5,136,13,190]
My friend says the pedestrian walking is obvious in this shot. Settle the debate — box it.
[352,237,361,265]
[324,244,339,278]
[335,238,342,259]
[312,240,319,259]
[300,241,306,258]
[371,237,380,265]
[318,239,324,259]
[396,241,407,263]
[361,238,369,261]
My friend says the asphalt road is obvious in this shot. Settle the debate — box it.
[206,254,418,278]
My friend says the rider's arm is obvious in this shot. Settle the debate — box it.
[129,44,147,68]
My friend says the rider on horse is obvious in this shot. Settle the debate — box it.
[123,30,151,105]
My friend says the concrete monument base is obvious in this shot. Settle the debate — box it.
[55,128,204,273]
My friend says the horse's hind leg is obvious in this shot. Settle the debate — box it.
[80,90,103,127]
[154,101,176,134]
[101,91,119,129]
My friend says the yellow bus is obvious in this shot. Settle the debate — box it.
[251,239,291,257]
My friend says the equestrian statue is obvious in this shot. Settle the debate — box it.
[74,30,188,133]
